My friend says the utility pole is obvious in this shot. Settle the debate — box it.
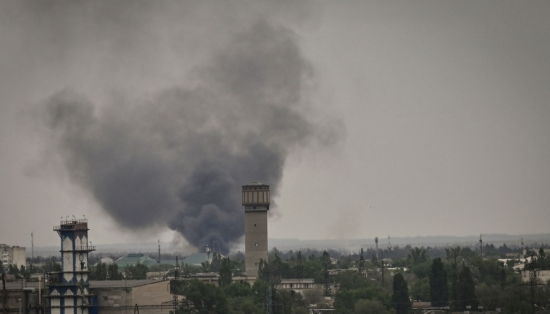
[173,256,179,314]
[375,237,379,264]
[500,261,506,291]
[358,248,365,276]
[322,263,331,297]
[158,240,160,265]
[479,234,483,259]
[381,257,384,287]
[31,232,34,265]
[206,244,211,261]
[520,252,543,311]
[266,280,273,314]
[297,251,303,279]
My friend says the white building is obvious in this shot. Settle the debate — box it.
[0,244,26,271]
[521,269,550,284]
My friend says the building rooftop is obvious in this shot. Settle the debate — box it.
[181,253,217,266]
[114,254,158,268]
[3,279,168,290]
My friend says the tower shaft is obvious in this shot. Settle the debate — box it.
[242,182,270,277]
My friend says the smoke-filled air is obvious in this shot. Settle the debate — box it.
[41,18,334,254]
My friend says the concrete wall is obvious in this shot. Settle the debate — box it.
[93,281,172,314]
[244,209,268,277]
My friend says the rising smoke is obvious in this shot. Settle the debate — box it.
[42,19,337,254]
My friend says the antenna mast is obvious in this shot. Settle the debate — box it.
[359,248,365,276]
[375,237,379,262]
[479,234,483,258]
[158,239,161,265]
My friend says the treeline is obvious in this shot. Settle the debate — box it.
[170,245,549,314]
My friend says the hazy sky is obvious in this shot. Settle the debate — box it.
[1,1,549,252]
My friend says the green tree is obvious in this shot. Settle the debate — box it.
[320,251,332,269]
[91,262,107,280]
[391,273,411,314]
[409,277,430,302]
[334,286,391,312]
[294,251,305,279]
[354,299,393,314]
[538,247,548,270]
[224,282,252,298]
[20,266,31,280]
[8,264,20,277]
[202,253,223,273]
[410,260,432,280]
[475,282,502,311]
[227,297,263,314]
[503,284,532,314]
[273,289,308,314]
[219,258,232,288]
[445,246,462,266]
[408,247,428,266]
[445,246,461,310]
[108,263,123,280]
[125,263,148,279]
[258,258,281,286]
[455,266,478,311]
[429,258,448,307]
[180,279,227,314]
[335,271,371,290]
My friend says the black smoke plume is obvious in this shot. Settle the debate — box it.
[43,21,331,254]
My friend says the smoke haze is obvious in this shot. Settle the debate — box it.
[40,11,333,253]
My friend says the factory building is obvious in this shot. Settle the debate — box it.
[1,244,26,272]
[1,280,173,314]
[242,182,270,277]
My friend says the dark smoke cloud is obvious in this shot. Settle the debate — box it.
[43,20,336,254]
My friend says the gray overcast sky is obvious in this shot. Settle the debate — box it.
[1,1,549,251]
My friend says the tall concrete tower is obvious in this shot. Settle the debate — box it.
[242,182,270,277]
[49,218,96,314]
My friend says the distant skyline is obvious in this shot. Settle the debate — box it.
[1,1,549,251]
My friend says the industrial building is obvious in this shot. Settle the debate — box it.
[242,182,270,277]
[1,244,26,272]
[1,279,173,314]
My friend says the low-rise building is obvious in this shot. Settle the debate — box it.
[91,280,173,314]
[521,269,550,284]
[276,278,316,293]
[0,279,174,314]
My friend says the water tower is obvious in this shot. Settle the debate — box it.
[49,217,96,314]
[242,182,270,277]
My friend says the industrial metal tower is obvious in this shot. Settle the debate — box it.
[242,182,270,277]
[49,218,96,314]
